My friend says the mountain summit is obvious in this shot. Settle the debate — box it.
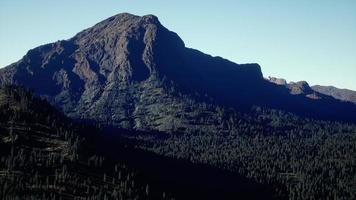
[0,13,355,130]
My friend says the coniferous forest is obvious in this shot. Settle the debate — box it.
[0,86,276,199]
[1,85,355,200]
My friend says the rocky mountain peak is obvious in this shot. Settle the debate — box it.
[287,81,313,95]
[1,12,355,128]
[73,13,163,43]
[268,77,323,99]
[291,81,310,89]
[141,14,160,23]
[66,13,185,84]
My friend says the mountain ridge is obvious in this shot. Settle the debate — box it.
[1,13,355,130]
[312,85,356,104]
[267,76,356,103]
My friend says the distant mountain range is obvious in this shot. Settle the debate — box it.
[268,76,356,104]
[311,85,356,104]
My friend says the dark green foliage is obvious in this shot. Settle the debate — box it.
[0,86,175,200]
[134,106,356,200]
[1,85,355,200]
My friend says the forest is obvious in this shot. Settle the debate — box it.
[0,86,356,199]
[0,86,277,199]
[0,85,355,200]
[129,92,356,200]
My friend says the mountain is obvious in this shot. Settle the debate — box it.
[0,13,355,131]
[0,13,264,131]
[1,13,356,200]
[312,85,356,104]
[268,77,322,100]
[267,76,356,103]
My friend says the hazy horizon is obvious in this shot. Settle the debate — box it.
[1,0,355,90]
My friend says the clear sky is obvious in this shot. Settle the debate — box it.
[1,0,355,90]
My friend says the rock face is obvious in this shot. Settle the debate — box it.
[268,76,356,103]
[287,81,315,95]
[1,13,356,129]
[312,85,356,104]
[0,13,263,129]
[268,76,287,85]
[268,77,322,99]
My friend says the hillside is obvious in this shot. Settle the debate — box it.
[1,85,356,199]
[0,85,171,199]
[132,103,356,200]
[312,85,356,104]
[0,85,276,200]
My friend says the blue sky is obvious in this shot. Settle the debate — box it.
[1,0,355,90]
